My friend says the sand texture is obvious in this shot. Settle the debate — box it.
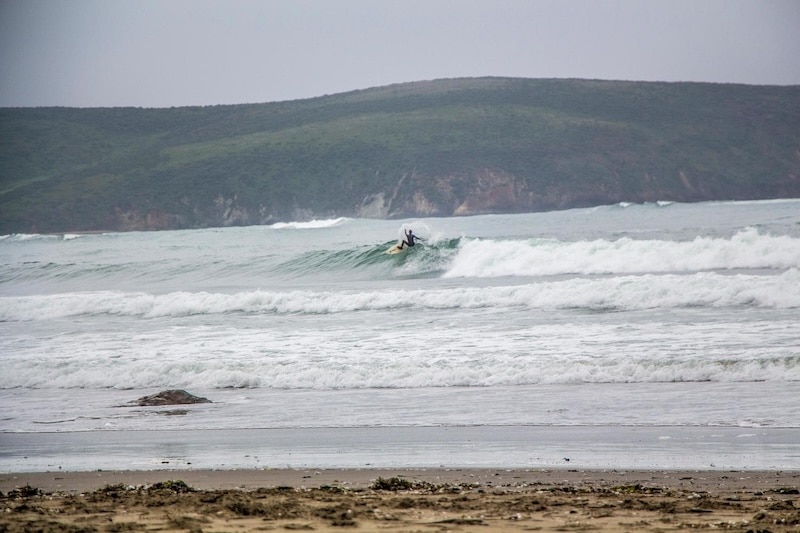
[2,468,799,532]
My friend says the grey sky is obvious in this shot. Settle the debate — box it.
[1,0,798,108]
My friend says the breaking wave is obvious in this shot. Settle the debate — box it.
[269,217,349,229]
[444,228,800,278]
[2,269,798,322]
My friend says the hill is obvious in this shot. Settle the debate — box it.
[1,77,799,233]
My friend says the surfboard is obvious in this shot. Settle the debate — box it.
[386,243,405,255]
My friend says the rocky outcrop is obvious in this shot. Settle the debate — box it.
[360,166,800,220]
[131,390,211,406]
[107,165,800,231]
[356,192,390,218]
[452,170,529,215]
[113,207,186,231]
[367,168,618,219]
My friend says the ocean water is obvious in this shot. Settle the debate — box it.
[1,199,799,471]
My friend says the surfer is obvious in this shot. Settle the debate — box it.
[396,229,423,250]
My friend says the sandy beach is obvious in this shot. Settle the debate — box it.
[2,468,799,532]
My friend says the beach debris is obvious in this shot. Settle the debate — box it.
[130,389,211,406]
[4,474,800,533]
[89,480,196,500]
[4,485,43,499]
[435,517,487,526]
[371,477,422,491]
[147,480,195,494]
[370,476,479,493]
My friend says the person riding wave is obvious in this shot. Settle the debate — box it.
[397,228,423,250]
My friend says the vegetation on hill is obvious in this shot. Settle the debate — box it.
[1,77,798,233]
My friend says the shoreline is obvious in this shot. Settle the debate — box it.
[3,468,799,532]
[3,467,800,494]
[4,425,799,473]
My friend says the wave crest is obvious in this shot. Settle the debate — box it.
[2,269,798,322]
[444,228,800,278]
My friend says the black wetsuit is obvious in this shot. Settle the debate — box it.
[397,231,421,249]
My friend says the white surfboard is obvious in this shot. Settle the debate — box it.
[386,243,405,255]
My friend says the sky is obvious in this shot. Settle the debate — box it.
[1,0,798,108]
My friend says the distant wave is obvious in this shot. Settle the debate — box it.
[613,200,673,208]
[269,217,349,229]
[0,232,99,242]
[2,269,798,322]
[0,233,60,242]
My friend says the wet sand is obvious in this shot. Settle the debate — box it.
[4,425,799,472]
[2,468,799,532]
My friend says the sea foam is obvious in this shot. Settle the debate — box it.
[269,217,349,229]
[444,228,800,278]
[1,269,798,322]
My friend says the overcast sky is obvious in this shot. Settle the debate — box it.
[1,0,798,108]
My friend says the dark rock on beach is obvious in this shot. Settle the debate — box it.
[132,389,211,406]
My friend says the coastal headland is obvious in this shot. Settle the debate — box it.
[3,78,799,234]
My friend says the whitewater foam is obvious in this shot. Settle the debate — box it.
[2,312,798,390]
[270,217,349,229]
[444,228,800,278]
[2,269,798,322]
[2,201,799,440]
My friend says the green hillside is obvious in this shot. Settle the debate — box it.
[1,77,799,233]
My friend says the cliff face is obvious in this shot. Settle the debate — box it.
[109,164,798,231]
[2,77,799,233]
[356,167,800,220]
